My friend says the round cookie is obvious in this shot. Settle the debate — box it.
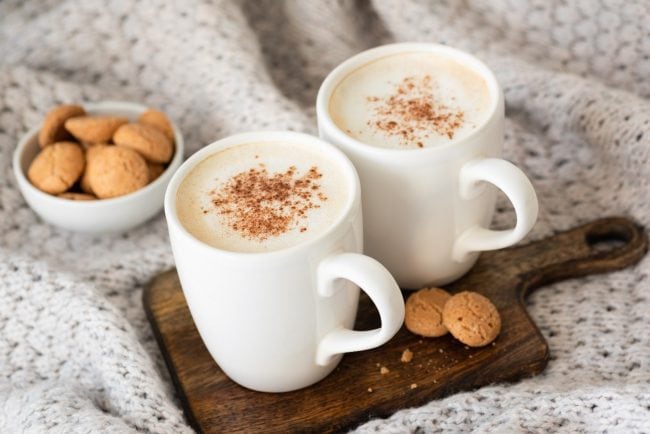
[113,123,173,163]
[27,142,85,194]
[65,115,128,143]
[38,104,85,148]
[80,144,109,194]
[58,192,96,201]
[86,146,148,199]
[138,108,175,143]
[147,162,165,183]
[405,287,451,337]
[80,173,94,195]
[442,291,501,347]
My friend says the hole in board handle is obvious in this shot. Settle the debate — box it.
[585,227,630,254]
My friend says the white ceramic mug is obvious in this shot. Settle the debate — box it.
[164,131,405,393]
[317,43,539,289]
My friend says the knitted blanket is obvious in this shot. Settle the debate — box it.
[1,1,649,432]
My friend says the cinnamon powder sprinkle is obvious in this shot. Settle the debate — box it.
[367,75,465,146]
[210,165,327,240]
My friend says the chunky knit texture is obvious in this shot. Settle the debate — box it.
[1,0,650,432]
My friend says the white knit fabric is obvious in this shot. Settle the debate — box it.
[1,0,649,432]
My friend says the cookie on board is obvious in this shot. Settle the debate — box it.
[405,287,451,337]
[442,291,501,347]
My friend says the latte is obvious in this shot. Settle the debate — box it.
[176,141,350,253]
[328,52,491,149]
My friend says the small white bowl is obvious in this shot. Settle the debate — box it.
[13,101,184,234]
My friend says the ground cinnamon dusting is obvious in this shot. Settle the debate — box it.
[209,164,326,240]
[367,75,465,147]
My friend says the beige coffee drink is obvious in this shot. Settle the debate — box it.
[176,141,350,253]
[329,52,491,149]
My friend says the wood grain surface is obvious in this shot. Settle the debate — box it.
[144,217,647,433]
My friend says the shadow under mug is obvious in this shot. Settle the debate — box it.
[317,42,539,289]
[164,131,405,392]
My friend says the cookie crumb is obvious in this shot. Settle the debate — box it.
[410,383,418,389]
[401,348,413,363]
[367,387,373,393]
[438,348,444,353]
[380,366,390,375]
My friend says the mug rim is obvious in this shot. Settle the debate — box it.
[316,42,503,157]
[164,131,362,259]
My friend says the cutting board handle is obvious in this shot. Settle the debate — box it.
[513,217,648,296]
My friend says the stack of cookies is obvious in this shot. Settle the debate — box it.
[28,104,175,200]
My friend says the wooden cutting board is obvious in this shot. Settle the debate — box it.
[144,217,647,433]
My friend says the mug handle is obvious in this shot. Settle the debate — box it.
[452,158,539,262]
[315,253,405,366]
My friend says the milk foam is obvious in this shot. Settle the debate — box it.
[176,142,350,253]
[329,52,491,149]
